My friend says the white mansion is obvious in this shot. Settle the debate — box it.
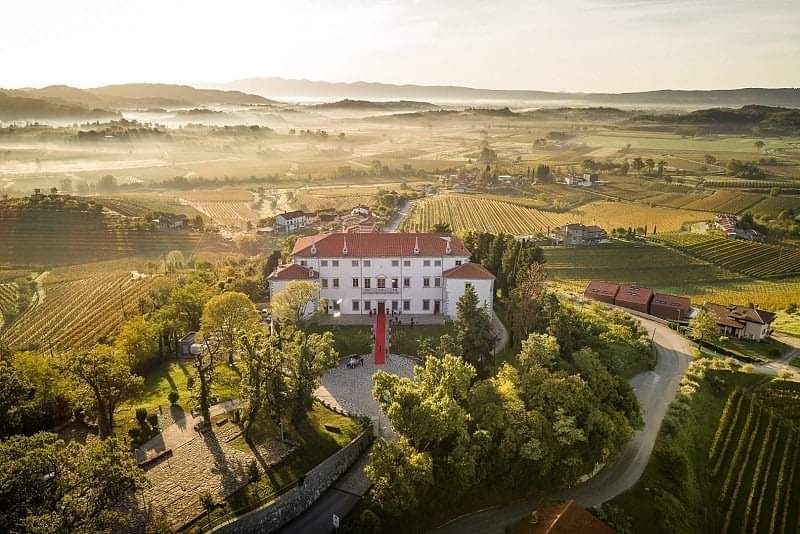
[268,232,495,319]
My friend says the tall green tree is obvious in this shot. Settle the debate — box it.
[455,285,495,373]
[0,433,146,533]
[365,438,434,516]
[238,329,287,440]
[688,308,720,350]
[282,329,338,421]
[509,263,546,343]
[200,292,260,364]
[60,346,143,438]
[0,360,35,439]
[270,281,320,328]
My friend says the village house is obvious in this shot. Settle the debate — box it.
[702,302,775,341]
[275,210,313,233]
[267,232,494,319]
[151,213,188,230]
[549,223,606,245]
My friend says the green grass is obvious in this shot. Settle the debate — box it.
[116,359,241,436]
[792,357,800,369]
[305,324,372,355]
[389,323,456,356]
[715,337,790,362]
[187,402,363,531]
[773,311,800,337]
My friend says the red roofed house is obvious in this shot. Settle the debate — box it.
[584,281,620,305]
[650,292,691,322]
[702,302,776,341]
[268,232,493,319]
[267,263,320,317]
[615,284,654,314]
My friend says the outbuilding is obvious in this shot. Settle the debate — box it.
[650,292,691,321]
[583,281,620,304]
[615,285,653,313]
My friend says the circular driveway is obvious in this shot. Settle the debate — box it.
[316,354,416,438]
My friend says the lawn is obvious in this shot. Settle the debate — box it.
[390,323,456,356]
[304,324,372,355]
[188,402,363,531]
[773,310,800,337]
[709,336,789,363]
[116,359,241,436]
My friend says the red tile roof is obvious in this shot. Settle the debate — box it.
[292,232,470,258]
[511,500,614,534]
[616,284,654,306]
[584,281,620,298]
[443,263,496,280]
[267,263,318,281]
[652,292,691,311]
[704,302,776,328]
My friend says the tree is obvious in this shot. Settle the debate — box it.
[455,285,495,374]
[755,140,765,152]
[0,360,34,439]
[364,438,433,516]
[60,346,143,438]
[432,222,452,233]
[282,329,339,421]
[199,292,260,364]
[114,315,160,372]
[517,333,560,370]
[0,433,146,533]
[688,308,720,350]
[631,157,644,174]
[509,263,546,343]
[270,281,320,328]
[238,329,287,440]
[193,338,222,427]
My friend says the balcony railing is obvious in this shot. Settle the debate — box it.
[362,287,400,294]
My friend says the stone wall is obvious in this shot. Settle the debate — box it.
[213,428,373,533]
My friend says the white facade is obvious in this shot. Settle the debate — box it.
[275,211,312,232]
[268,233,494,320]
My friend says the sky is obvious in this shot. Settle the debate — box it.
[1,0,799,93]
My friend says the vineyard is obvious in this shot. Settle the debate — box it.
[0,207,223,265]
[750,195,800,218]
[0,272,166,350]
[679,191,765,213]
[708,384,800,533]
[0,282,18,327]
[401,195,573,234]
[651,233,800,278]
[182,200,260,227]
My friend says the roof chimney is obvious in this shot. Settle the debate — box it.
[342,236,349,255]
[413,236,420,255]
[444,236,452,255]
[310,241,317,255]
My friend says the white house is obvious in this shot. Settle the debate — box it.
[275,210,312,233]
[267,232,494,319]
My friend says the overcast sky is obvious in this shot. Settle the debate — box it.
[2,0,798,92]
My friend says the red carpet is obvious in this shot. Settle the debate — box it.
[374,310,386,364]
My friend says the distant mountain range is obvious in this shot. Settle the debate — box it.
[220,77,800,109]
[0,84,275,121]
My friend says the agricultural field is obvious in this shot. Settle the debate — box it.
[651,232,800,278]
[576,201,705,232]
[680,190,765,213]
[750,195,800,218]
[401,194,572,234]
[0,271,166,350]
[773,311,800,337]
[707,385,800,533]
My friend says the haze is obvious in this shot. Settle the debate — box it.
[2,0,799,92]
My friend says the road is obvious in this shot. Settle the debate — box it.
[433,317,692,534]
[754,332,800,376]
[384,199,415,233]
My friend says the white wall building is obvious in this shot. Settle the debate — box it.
[275,210,312,233]
[267,232,494,320]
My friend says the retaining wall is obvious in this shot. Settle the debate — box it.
[213,428,373,533]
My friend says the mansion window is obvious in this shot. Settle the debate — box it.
[377,278,386,289]
[321,279,328,288]
[392,260,399,267]
[364,260,371,267]
[422,299,430,311]
[364,300,371,310]
[333,278,339,288]
[423,260,431,267]
[300,260,307,266]
[391,278,399,289]
[403,300,411,311]
[321,260,328,267]
[403,277,411,288]
[455,260,462,266]
[423,277,430,288]
[364,278,371,289]
[392,300,399,311]
[352,278,359,288]
[403,260,411,267]
[434,277,441,288]
[332,260,339,267]
[352,260,359,267]
[352,300,360,311]
[435,260,441,266]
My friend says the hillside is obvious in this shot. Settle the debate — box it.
[634,105,800,133]
[0,91,119,121]
[221,77,800,108]
[309,98,439,111]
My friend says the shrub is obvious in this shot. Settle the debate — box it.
[186,376,195,390]
[247,459,260,481]
[135,407,148,425]
[168,390,180,406]
[146,413,159,429]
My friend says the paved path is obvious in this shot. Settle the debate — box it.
[754,332,800,376]
[384,199,415,232]
[433,316,692,534]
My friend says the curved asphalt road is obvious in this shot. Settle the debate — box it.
[433,317,692,534]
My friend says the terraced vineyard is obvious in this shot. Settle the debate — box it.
[0,282,18,327]
[750,195,800,218]
[708,385,800,533]
[0,273,164,350]
[402,194,572,234]
[651,233,800,278]
[681,191,765,213]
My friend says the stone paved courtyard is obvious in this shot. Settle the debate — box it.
[315,353,416,438]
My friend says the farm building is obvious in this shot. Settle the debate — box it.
[615,285,654,313]
[584,281,620,304]
[268,232,494,319]
[550,224,606,245]
[702,302,776,341]
[650,292,691,321]
[275,210,313,233]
